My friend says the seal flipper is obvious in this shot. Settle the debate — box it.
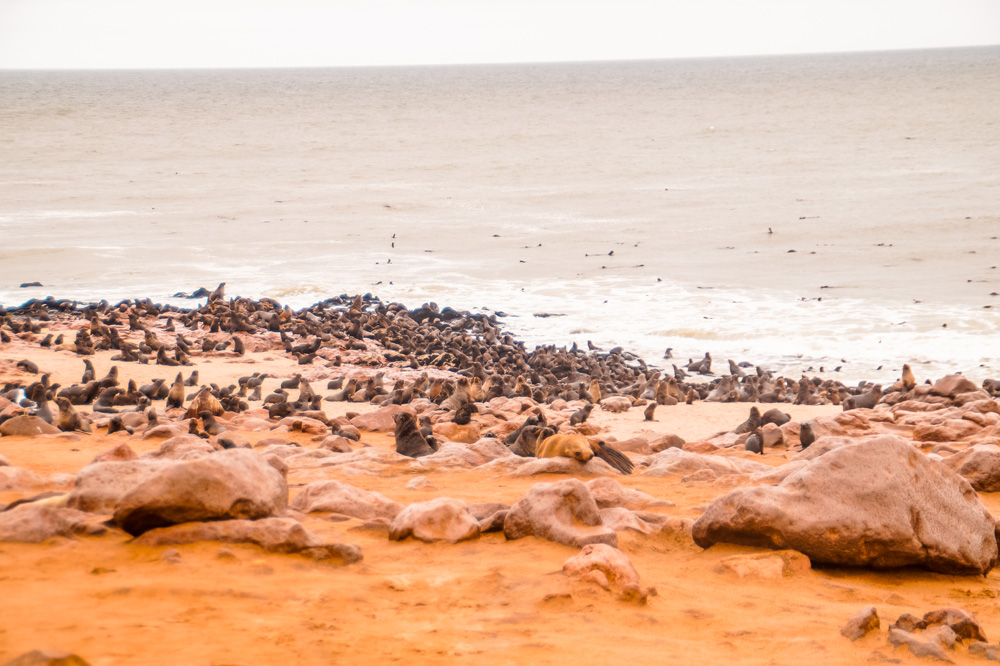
[592,441,634,475]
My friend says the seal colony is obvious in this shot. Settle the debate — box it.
[3,290,1000,665]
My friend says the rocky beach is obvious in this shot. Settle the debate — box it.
[3,291,1000,665]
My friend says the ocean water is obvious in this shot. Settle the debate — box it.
[2,47,999,383]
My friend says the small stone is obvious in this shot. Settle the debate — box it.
[968,642,1000,661]
[922,607,988,642]
[162,548,182,564]
[888,625,956,662]
[841,605,880,641]
[405,476,436,490]
[1,649,90,666]
[562,543,650,603]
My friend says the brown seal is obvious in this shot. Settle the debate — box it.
[393,412,437,458]
[733,406,761,434]
[535,434,633,474]
[569,404,594,426]
[166,376,186,409]
[55,397,91,433]
[509,425,555,457]
[452,403,478,425]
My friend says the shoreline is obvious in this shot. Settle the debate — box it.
[3,291,1000,664]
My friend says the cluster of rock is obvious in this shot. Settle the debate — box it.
[842,605,998,662]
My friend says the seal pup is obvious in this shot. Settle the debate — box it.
[55,397,91,433]
[393,412,437,458]
[452,403,478,426]
[504,413,547,447]
[199,411,227,436]
[81,359,96,384]
[569,404,594,426]
[643,402,656,421]
[799,422,815,449]
[744,429,763,454]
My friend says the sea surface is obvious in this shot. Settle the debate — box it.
[2,47,999,383]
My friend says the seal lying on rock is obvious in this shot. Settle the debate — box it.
[536,434,634,475]
[509,425,556,457]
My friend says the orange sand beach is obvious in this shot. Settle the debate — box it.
[2,294,1000,666]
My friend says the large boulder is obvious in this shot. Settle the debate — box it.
[350,405,413,432]
[941,444,1000,491]
[133,517,362,563]
[67,460,175,514]
[289,480,402,520]
[0,416,60,437]
[692,436,998,574]
[113,449,288,536]
[931,375,979,399]
[0,504,108,543]
[585,477,674,509]
[642,448,771,478]
[140,435,216,460]
[504,479,617,548]
[0,466,49,492]
[388,497,480,543]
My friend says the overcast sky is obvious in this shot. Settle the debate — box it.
[1,0,998,69]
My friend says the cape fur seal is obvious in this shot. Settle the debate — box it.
[393,412,438,458]
[509,425,555,457]
[569,404,594,426]
[535,434,634,474]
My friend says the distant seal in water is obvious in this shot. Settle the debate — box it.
[393,412,437,458]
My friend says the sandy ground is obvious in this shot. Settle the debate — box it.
[2,338,1000,666]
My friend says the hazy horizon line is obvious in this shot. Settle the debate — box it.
[2,42,997,73]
